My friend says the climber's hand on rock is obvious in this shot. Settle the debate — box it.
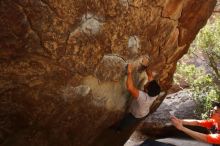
[141,55,150,67]
[171,116,183,131]
[170,115,178,121]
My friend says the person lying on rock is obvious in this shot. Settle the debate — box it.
[113,63,161,131]
[171,101,220,146]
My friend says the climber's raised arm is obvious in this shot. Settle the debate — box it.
[146,68,153,82]
[126,64,139,99]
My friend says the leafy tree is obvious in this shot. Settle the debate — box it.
[195,15,220,86]
[174,15,220,119]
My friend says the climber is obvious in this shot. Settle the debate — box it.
[113,60,161,131]
[171,101,220,146]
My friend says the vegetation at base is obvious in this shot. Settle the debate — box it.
[174,15,220,119]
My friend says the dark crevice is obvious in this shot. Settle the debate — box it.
[161,15,177,21]
[176,26,181,48]
[63,31,70,54]
[14,2,51,57]
[153,5,177,21]
[158,46,162,56]
[40,0,63,20]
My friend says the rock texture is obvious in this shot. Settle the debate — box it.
[0,0,216,146]
[138,90,198,137]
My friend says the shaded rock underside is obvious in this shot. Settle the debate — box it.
[0,0,216,146]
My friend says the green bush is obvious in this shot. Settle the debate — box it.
[174,16,220,119]
[175,63,219,119]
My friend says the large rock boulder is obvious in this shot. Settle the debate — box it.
[0,0,216,146]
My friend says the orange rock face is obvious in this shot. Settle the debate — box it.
[0,0,216,145]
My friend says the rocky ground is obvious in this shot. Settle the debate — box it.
[124,133,211,146]
[124,89,211,146]
[138,89,198,137]
[124,125,211,146]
